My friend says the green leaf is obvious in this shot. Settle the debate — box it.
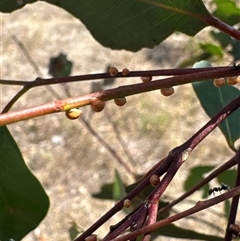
[113,170,126,200]
[192,61,240,151]
[68,221,83,240]
[199,43,223,58]
[212,0,240,26]
[178,53,212,68]
[217,169,237,188]
[210,31,232,49]
[184,165,215,198]
[0,126,49,240]
[92,170,126,200]
[151,223,223,241]
[229,38,240,61]
[1,0,210,51]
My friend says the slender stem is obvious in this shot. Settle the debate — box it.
[0,67,231,87]
[159,155,237,215]
[225,150,240,240]
[2,86,29,113]
[1,67,239,126]
[205,15,240,41]
[74,96,240,241]
[111,186,240,241]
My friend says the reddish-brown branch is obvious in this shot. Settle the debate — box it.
[75,95,240,241]
[159,155,238,215]
[225,150,240,240]
[1,67,239,126]
[111,186,240,241]
[205,15,240,41]
[0,67,228,87]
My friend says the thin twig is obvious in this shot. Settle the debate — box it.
[111,186,240,241]
[158,154,238,215]
[0,67,229,86]
[1,67,240,126]
[74,96,240,241]
[225,149,240,240]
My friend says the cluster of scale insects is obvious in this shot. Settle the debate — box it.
[65,63,240,120]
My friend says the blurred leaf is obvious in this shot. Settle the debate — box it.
[68,221,82,240]
[229,38,240,61]
[217,169,237,188]
[224,199,231,219]
[0,126,49,240]
[210,31,232,49]
[125,179,160,203]
[199,43,223,58]
[192,60,240,151]
[113,170,126,200]
[151,223,223,240]
[48,53,73,77]
[178,52,211,68]
[92,170,126,200]
[212,0,240,26]
[1,0,210,51]
[184,165,215,198]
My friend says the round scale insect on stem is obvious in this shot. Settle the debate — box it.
[227,76,238,85]
[141,76,152,82]
[150,174,160,187]
[85,235,97,241]
[91,97,105,112]
[122,68,130,76]
[229,223,240,237]
[213,78,225,87]
[114,97,127,106]
[65,108,82,120]
[109,66,118,76]
[123,199,131,208]
[160,87,174,97]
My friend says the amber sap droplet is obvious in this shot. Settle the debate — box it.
[150,174,160,187]
[141,76,152,83]
[91,97,105,112]
[123,199,131,208]
[122,68,130,76]
[65,108,82,120]
[213,78,225,87]
[227,76,238,85]
[85,235,97,241]
[114,97,127,106]
[160,87,174,97]
[109,67,118,76]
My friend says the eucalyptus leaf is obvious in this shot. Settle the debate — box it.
[1,0,210,51]
[0,126,49,240]
[192,61,240,151]
[92,170,126,200]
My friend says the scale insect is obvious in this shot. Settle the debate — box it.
[208,183,231,196]
[229,223,240,238]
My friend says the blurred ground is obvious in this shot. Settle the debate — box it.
[1,2,239,241]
